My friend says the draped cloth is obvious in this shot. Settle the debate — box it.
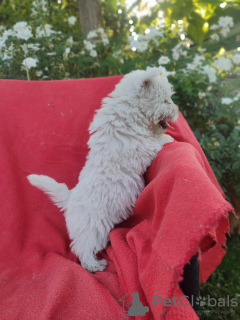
[0,77,232,319]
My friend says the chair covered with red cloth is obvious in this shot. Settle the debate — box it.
[0,76,232,320]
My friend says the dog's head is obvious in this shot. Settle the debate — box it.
[112,67,179,134]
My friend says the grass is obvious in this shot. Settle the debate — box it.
[198,234,240,319]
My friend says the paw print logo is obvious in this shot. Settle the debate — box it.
[195,296,206,307]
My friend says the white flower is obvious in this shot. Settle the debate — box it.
[36,70,43,77]
[128,27,163,49]
[210,24,219,30]
[210,34,220,41]
[148,27,163,38]
[137,41,148,52]
[172,42,189,60]
[232,54,240,64]
[186,63,195,70]
[65,47,70,54]
[31,8,38,16]
[13,22,33,40]
[112,49,122,58]
[1,52,12,60]
[83,40,95,51]
[137,34,146,41]
[102,37,109,46]
[0,39,6,50]
[68,16,77,26]
[156,66,172,77]
[67,36,74,46]
[218,16,234,28]
[145,27,163,41]
[213,57,232,71]
[168,71,176,76]
[87,30,98,39]
[187,55,205,70]
[21,43,40,55]
[195,55,205,63]
[130,39,139,48]
[36,24,57,37]
[198,92,206,99]
[233,93,240,101]
[28,43,40,51]
[86,28,109,45]
[158,56,170,65]
[31,0,47,16]
[90,49,97,57]
[8,43,14,51]
[1,42,14,60]
[172,51,179,60]
[210,17,233,39]
[219,26,230,37]
[145,66,169,77]
[97,28,104,34]
[202,65,217,83]
[217,16,234,37]
[22,57,38,69]
[21,44,29,55]
[3,29,16,40]
[143,33,153,41]
[221,97,232,105]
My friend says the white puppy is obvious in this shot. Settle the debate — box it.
[28,67,179,272]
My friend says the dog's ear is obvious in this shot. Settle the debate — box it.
[138,78,154,98]
[143,80,150,88]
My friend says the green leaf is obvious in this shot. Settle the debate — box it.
[199,0,222,4]
[105,0,118,12]
[232,161,240,170]
[170,0,194,20]
[187,11,206,43]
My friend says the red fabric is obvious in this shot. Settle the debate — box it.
[0,77,232,320]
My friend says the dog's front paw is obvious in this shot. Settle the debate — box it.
[81,258,108,273]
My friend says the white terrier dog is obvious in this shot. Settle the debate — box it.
[28,67,179,272]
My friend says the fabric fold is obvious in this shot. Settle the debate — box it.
[0,77,232,319]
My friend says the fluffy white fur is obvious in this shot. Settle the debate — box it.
[28,67,179,272]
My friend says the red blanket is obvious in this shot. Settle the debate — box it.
[0,77,233,320]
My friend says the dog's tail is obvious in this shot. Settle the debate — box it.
[27,174,70,211]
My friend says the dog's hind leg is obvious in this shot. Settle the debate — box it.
[81,253,108,273]
[71,233,108,272]
[66,210,109,273]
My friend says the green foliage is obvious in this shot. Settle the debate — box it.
[199,234,240,320]
[159,0,240,45]
[187,11,206,44]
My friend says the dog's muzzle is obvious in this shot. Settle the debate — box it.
[159,119,174,130]
[159,120,167,130]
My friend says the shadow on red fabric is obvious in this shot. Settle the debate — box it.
[0,76,233,319]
